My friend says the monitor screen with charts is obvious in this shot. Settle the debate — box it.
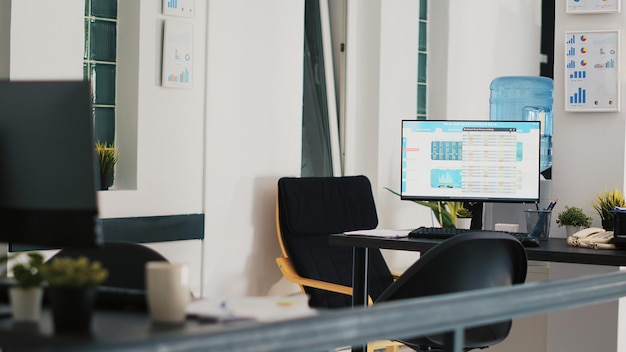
[401,120,541,203]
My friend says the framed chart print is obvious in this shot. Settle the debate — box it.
[564,30,620,112]
[566,0,620,13]
[162,21,193,88]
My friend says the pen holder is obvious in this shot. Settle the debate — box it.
[525,210,551,241]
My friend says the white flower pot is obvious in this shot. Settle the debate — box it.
[565,225,582,237]
[10,286,43,322]
[456,218,472,230]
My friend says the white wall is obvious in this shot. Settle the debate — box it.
[445,0,542,120]
[344,0,420,229]
[369,0,423,269]
[343,0,381,181]
[348,0,543,234]
[202,0,304,297]
[9,0,83,80]
[547,2,626,352]
[429,0,542,122]
[376,0,420,203]
[99,1,206,218]
[6,0,304,298]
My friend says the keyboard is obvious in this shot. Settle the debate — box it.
[408,226,530,242]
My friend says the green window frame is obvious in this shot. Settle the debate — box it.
[84,0,118,145]
[417,0,427,120]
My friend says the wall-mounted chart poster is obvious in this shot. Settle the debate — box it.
[162,21,193,88]
[565,30,620,112]
[163,0,194,17]
[567,0,620,13]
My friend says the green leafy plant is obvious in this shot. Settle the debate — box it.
[385,187,462,228]
[0,252,45,289]
[95,141,119,175]
[555,206,592,228]
[456,206,473,219]
[41,256,108,288]
[592,188,625,222]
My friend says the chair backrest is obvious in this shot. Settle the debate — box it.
[277,176,394,308]
[50,241,168,290]
[376,231,527,350]
[49,241,169,310]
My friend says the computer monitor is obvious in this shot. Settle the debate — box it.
[401,120,541,203]
[0,80,103,247]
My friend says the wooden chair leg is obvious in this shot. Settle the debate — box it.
[366,340,401,352]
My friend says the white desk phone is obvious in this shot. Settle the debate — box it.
[566,227,615,249]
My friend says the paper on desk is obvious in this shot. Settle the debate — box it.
[344,229,410,238]
[187,295,316,322]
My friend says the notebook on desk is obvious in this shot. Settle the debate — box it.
[344,229,410,238]
[187,295,315,323]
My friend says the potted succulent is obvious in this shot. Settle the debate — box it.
[0,252,45,322]
[591,189,625,231]
[41,256,108,334]
[455,206,473,229]
[556,206,593,236]
[95,141,119,190]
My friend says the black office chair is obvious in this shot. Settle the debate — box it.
[375,231,528,351]
[48,241,168,310]
[275,175,395,309]
[275,175,401,352]
[275,176,527,351]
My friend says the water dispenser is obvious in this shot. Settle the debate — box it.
[489,76,553,173]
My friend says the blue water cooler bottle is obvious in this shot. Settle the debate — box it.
[489,76,553,173]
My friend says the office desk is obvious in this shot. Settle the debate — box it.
[330,235,626,352]
[328,235,626,307]
[0,308,259,351]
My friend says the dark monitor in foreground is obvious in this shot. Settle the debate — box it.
[401,120,541,203]
[0,80,102,247]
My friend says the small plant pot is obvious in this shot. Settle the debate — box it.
[99,171,114,190]
[48,286,98,335]
[602,219,615,231]
[456,218,472,230]
[9,287,43,322]
[565,225,582,237]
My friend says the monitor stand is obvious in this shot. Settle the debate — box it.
[483,179,552,231]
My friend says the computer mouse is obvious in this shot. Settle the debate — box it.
[521,236,541,248]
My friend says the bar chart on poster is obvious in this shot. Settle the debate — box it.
[565,30,620,112]
[163,0,195,17]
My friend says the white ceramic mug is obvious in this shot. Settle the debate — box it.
[145,261,190,324]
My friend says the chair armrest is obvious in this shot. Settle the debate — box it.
[275,257,352,297]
